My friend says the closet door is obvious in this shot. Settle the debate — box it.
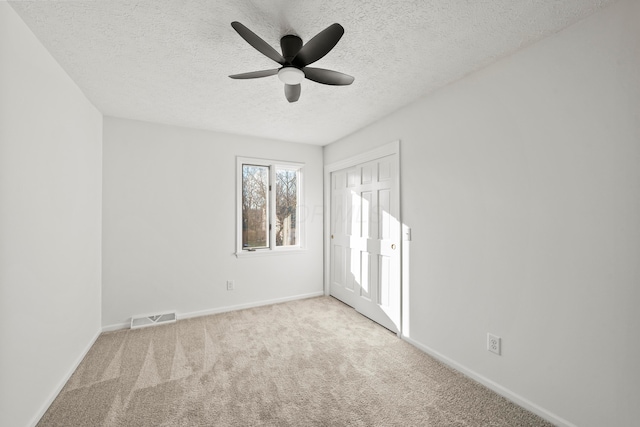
[330,154,400,332]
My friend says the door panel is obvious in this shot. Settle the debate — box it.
[362,165,373,184]
[360,251,371,300]
[379,159,392,181]
[379,189,391,239]
[379,254,390,307]
[329,154,400,332]
[332,245,344,288]
[346,248,359,291]
[347,169,358,188]
[361,191,372,238]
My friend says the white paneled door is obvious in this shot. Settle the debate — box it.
[330,154,400,332]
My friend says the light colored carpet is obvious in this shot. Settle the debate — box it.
[38,297,553,426]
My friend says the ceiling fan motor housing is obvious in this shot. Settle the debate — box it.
[280,34,303,63]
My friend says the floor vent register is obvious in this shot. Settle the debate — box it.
[130,311,177,329]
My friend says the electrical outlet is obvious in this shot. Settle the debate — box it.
[487,333,501,355]
[226,280,234,291]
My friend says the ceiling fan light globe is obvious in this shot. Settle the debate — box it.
[278,67,305,85]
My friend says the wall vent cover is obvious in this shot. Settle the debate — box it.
[130,311,177,329]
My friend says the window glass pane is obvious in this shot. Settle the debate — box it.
[275,167,298,246]
[242,165,269,248]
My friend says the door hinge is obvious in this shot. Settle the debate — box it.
[269,185,272,191]
[269,224,272,231]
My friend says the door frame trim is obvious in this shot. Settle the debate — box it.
[323,140,402,332]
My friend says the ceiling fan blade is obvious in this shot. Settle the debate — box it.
[303,67,354,85]
[231,22,285,65]
[229,69,279,79]
[292,23,344,67]
[284,84,301,103]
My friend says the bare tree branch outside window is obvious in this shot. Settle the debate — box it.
[275,169,297,246]
[242,165,269,248]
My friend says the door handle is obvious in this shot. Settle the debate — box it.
[391,243,396,250]
[331,234,334,239]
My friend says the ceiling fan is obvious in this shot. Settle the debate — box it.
[229,22,354,103]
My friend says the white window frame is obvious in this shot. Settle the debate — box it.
[236,156,305,257]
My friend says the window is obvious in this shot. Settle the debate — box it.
[237,157,303,255]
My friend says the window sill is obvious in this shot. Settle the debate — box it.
[235,248,307,258]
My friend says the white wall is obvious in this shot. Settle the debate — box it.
[0,3,103,427]
[102,117,324,328]
[324,0,640,425]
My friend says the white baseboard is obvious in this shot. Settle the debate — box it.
[101,291,325,332]
[29,328,102,427]
[401,335,576,427]
[179,291,325,320]
[102,321,129,332]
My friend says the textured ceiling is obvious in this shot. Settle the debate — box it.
[9,0,614,145]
